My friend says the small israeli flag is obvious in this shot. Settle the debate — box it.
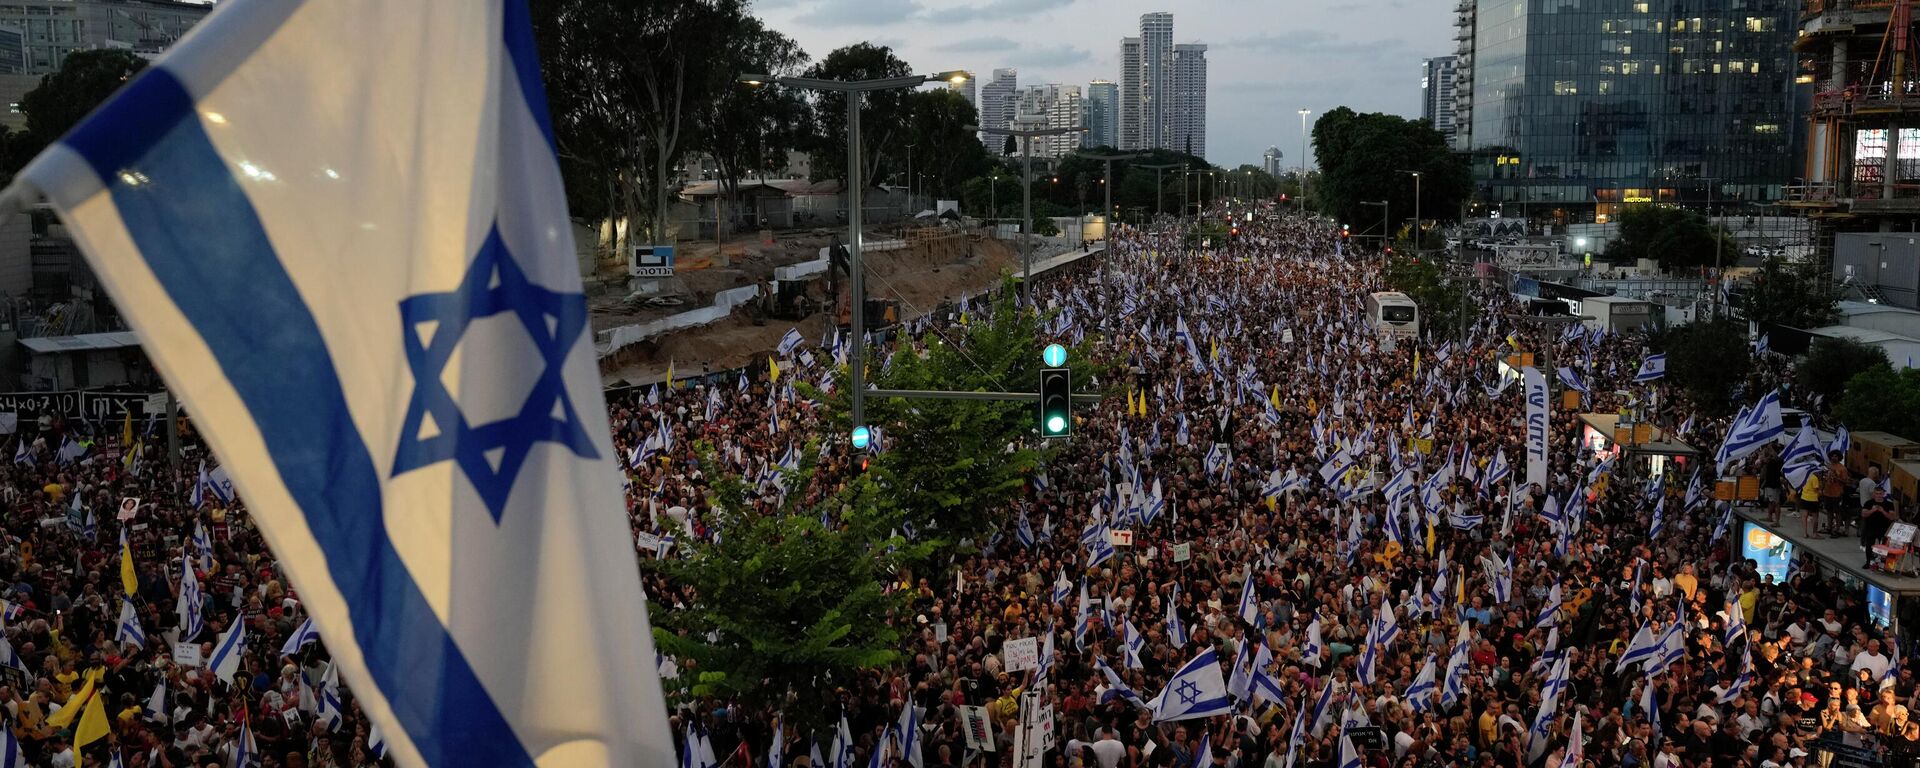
[208,617,247,685]
[9,0,672,763]
[115,597,146,649]
[777,328,804,358]
[279,615,320,658]
[1634,353,1667,382]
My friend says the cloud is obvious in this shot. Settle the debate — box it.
[922,0,1076,23]
[793,0,922,26]
[1005,46,1092,69]
[1220,30,1401,56]
[933,36,1023,53]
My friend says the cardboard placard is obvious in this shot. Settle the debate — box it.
[1003,636,1039,672]
[1172,543,1192,562]
[118,497,140,521]
[172,642,202,668]
[960,706,995,752]
[1109,529,1134,547]
[1889,522,1918,547]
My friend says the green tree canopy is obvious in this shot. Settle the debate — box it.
[18,49,147,155]
[1740,255,1841,329]
[1837,366,1920,440]
[697,17,811,205]
[1310,108,1469,234]
[1656,319,1752,417]
[901,89,993,199]
[1797,337,1890,405]
[1382,255,1476,339]
[1604,205,1738,272]
[804,43,913,188]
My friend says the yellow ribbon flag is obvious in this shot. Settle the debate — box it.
[1209,339,1218,362]
[75,684,110,755]
[1269,385,1281,410]
[46,669,100,729]
[120,409,132,448]
[1138,390,1149,417]
[664,361,676,391]
[768,356,781,383]
[1412,350,1421,378]
[119,530,137,595]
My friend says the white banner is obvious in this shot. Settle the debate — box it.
[1524,367,1549,488]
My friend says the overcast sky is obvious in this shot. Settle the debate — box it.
[750,0,1454,170]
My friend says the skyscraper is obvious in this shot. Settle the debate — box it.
[1460,0,1800,222]
[1085,80,1118,149]
[951,70,977,109]
[1139,12,1174,150]
[1169,44,1207,159]
[1421,56,1457,145]
[1262,147,1284,177]
[1017,84,1084,159]
[1119,37,1143,150]
[978,68,1018,152]
[1451,0,1475,152]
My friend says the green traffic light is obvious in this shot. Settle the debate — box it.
[1046,415,1067,434]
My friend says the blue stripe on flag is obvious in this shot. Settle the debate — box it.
[59,69,532,768]
[501,0,556,151]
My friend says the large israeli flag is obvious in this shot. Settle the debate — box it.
[12,1,672,766]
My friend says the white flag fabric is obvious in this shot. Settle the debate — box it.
[1523,367,1548,488]
[208,618,246,684]
[14,1,671,765]
[1150,648,1234,722]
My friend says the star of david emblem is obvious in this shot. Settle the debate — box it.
[391,225,598,522]
[1175,679,1202,706]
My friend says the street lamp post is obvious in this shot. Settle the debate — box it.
[741,69,968,433]
[974,121,1086,306]
[1298,108,1313,200]
[904,143,915,216]
[1137,163,1179,220]
[1400,170,1422,251]
[1362,200,1388,247]
[1088,152,1142,256]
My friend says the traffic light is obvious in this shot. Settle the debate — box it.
[1039,367,1072,438]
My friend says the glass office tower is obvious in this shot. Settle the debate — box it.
[1468,0,1801,223]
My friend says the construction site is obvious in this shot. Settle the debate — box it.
[589,221,1062,388]
[1788,0,1920,307]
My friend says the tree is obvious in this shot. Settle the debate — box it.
[1382,255,1476,339]
[1837,366,1920,439]
[901,90,993,198]
[1656,319,1752,417]
[697,17,810,239]
[1604,205,1738,273]
[805,44,913,188]
[16,49,147,160]
[647,459,919,732]
[1798,338,1890,405]
[1740,255,1841,329]
[1310,108,1469,234]
[832,284,1105,563]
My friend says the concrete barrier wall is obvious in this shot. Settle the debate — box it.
[595,284,762,358]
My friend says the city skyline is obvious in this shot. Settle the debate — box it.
[748,0,1451,169]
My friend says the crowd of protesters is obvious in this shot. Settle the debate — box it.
[0,206,1913,768]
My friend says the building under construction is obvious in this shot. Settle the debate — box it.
[1793,0,1920,306]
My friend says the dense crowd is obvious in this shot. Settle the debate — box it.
[627,210,1920,768]
[0,207,1912,768]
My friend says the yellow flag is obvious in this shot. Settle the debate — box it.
[1413,350,1421,378]
[119,532,137,596]
[1138,390,1149,417]
[46,670,98,729]
[75,683,110,750]
[1456,570,1467,605]
[1424,520,1436,556]
[665,362,675,390]
[121,441,141,473]
[1269,385,1281,410]
[769,356,781,383]
[120,409,132,448]
[1209,339,1218,362]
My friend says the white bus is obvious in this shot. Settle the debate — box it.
[1366,291,1420,340]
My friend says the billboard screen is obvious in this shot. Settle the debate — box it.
[1742,522,1795,584]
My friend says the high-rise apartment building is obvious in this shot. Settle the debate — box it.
[0,0,208,74]
[1085,79,1118,149]
[1016,85,1083,159]
[978,68,1018,152]
[1460,0,1800,223]
[951,70,976,109]
[1139,12,1174,150]
[1451,0,1475,152]
[1119,37,1143,150]
[1421,56,1457,144]
[1262,147,1284,177]
[1169,44,1207,158]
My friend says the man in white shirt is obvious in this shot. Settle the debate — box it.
[1852,638,1892,680]
[1090,728,1126,768]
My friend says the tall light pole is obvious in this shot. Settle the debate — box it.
[741,69,969,433]
[1400,170,1422,251]
[1298,108,1313,202]
[1088,151,1141,255]
[1137,163,1179,220]
[1362,199,1388,247]
[904,143,915,216]
[973,121,1085,306]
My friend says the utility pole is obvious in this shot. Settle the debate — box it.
[974,121,1085,306]
[1137,163,1179,221]
[904,143,915,216]
[1090,152,1142,256]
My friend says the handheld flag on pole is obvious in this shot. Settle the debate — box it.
[1149,648,1234,722]
[9,0,676,762]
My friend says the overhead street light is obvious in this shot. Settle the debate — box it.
[1135,163,1180,219]
[970,121,1087,306]
[739,69,966,434]
[1083,151,1140,256]
[1400,170,1422,253]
